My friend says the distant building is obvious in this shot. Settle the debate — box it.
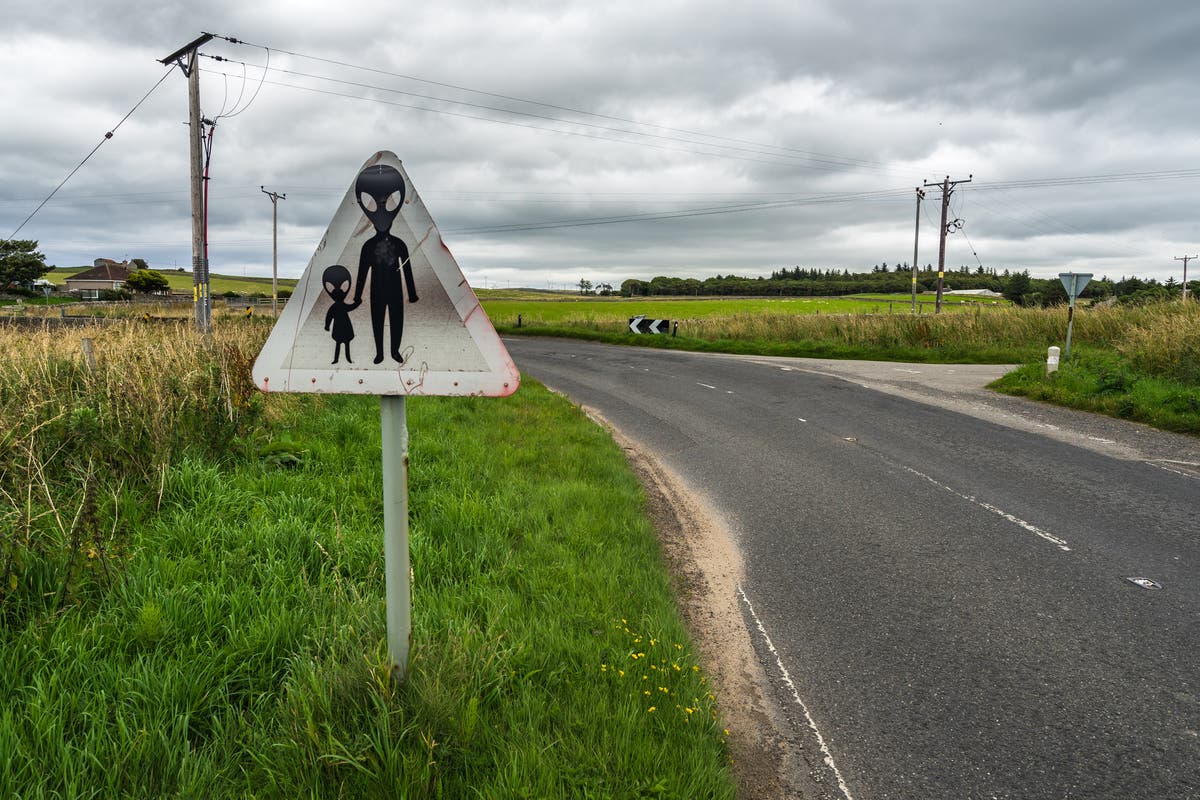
[65,260,132,299]
[943,289,1003,298]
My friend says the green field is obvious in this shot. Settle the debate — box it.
[482,293,1000,329]
[1,320,734,798]
[46,267,298,296]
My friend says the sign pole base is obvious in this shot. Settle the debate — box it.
[381,395,411,681]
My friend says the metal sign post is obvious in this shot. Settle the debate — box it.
[381,395,411,679]
[1058,272,1092,359]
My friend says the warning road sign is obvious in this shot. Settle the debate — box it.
[252,151,519,397]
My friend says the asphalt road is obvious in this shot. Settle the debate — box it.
[506,336,1200,800]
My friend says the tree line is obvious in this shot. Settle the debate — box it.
[613,263,1200,306]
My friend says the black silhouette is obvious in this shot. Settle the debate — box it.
[322,264,360,364]
[352,164,419,364]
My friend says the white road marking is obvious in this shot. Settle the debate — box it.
[726,390,734,394]
[894,368,921,374]
[697,382,717,389]
[900,465,1071,552]
[1087,436,1116,444]
[737,585,857,800]
[797,418,808,423]
[1146,461,1199,480]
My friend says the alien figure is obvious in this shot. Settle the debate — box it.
[352,164,420,364]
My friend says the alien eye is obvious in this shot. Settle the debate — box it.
[360,192,378,212]
[385,190,402,212]
[340,280,350,293]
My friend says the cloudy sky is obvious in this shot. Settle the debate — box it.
[4,0,1199,289]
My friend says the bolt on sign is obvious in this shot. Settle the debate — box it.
[253,151,519,680]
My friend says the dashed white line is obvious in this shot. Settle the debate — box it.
[697,382,717,389]
[1087,436,1116,444]
[797,417,808,423]
[900,465,1070,551]
[737,585,857,800]
[1146,461,1198,480]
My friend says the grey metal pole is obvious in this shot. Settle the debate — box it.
[380,395,411,681]
[1064,274,1077,359]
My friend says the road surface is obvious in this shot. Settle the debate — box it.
[507,336,1200,800]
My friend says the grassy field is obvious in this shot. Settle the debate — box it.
[0,320,733,798]
[482,293,1000,329]
[45,267,298,296]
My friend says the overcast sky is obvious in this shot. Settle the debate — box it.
[4,0,1199,289]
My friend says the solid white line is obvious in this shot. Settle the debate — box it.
[737,585,856,800]
[697,382,717,389]
[899,465,1071,552]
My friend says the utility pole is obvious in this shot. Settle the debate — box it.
[911,187,925,313]
[923,174,972,313]
[261,187,286,316]
[1174,254,1196,302]
[160,33,214,334]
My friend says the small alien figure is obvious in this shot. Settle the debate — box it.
[352,164,419,364]
[323,264,360,364]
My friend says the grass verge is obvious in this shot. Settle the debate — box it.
[1,375,733,797]
[990,349,1200,435]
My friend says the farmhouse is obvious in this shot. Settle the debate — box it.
[65,259,133,299]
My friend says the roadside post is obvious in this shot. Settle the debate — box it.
[1058,272,1092,359]
[253,151,520,681]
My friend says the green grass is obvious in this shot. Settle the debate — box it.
[482,294,995,328]
[1,383,733,798]
[990,349,1200,435]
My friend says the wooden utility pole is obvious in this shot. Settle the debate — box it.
[160,33,214,333]
[923,174,972,313]
[911,187,925,313]
[1174,254,1196,302]
[261,187,286,316]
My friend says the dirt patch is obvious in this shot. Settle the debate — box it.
[579,404,810,800]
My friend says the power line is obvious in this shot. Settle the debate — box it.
[4,65,175,242]
[201,59,903,175]
[207,32,906,175]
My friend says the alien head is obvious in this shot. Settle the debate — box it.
[356,164,405,233]
[322,264,352,302]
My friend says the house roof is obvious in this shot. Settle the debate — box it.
[66,263,134,283]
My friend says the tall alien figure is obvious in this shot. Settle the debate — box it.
[352,164,419,364]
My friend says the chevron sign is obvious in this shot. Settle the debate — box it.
[628,315,671,334]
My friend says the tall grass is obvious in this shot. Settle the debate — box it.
[990,302,1200,433]
[0,319,284,625]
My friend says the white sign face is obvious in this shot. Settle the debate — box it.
[253,151,519,397]
[1059,272,1093,301]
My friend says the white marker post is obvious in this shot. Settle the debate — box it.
[253,151,520,681]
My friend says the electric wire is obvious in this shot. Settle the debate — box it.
[201,58,899,175]
[3,65,175,242]
[201,67,876,173]
[207,32,905,174]
[215,47,268,120]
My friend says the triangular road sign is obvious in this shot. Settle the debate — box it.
[253,151,519,397]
